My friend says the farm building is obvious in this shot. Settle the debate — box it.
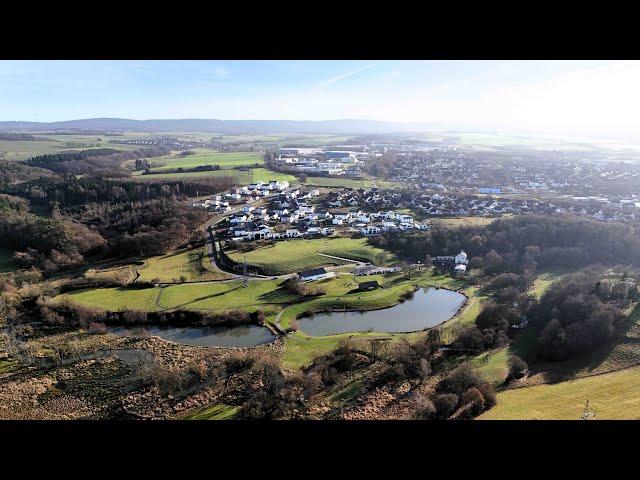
[357,280,379,291]
[297,268,334,282]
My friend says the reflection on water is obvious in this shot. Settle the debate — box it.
[107,324,276,347]
[297,288,466,336]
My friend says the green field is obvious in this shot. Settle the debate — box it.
[137,151,263,172]
[304,177,374,189]
[181,403,239,420]
[469,348,510,386]
[132,167,297,184]
[283,331,392,370]
[0,248,14,273]
[62,278,298,314]
[0,135,139,162]
[226,237,397,275]
[479,365,640,420]
[528,271,565,299]
[136,247,228,283]
[430,216,496,228]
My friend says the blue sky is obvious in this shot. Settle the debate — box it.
[1,60,639,139]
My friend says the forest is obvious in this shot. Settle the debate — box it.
[26,147,167,176]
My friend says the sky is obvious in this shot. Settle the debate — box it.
[1,60,640,140]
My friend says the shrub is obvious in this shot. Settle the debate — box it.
[433,394,459,420]
[413,395,436,420]
[507,355,528,380]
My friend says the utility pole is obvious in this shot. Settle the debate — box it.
[580,399,595,420]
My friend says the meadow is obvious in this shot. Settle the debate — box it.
[0,135,140,162]
[135,150,263,172]
[62,278,297,315]
[135,247,228,283]
[132,167,296,184]
[304,177,374,189]
[479,365,640,420]
[225,237,397,275]
[430,216,496,228]
[181,403,240,420]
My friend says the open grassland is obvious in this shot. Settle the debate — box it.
[137,151,263,172]
[283,331,392,370]
[132,167,296,184]
[181,403,239,420]
[304,177,375,189]
[479,365,640,420]
[61,286,161,312]
[0,248,15,273]
[84,264,137,284]
[0,136,138,162]
[217,134,355,146]
[430,216,496,228]
[528,270,566,299]
[61,278,298,314]
[61,267,469,324]
[136,247,228,283]
[469,348,510,386]
[226,237,397,275]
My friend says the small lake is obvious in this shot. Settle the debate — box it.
[107,324,276,348]
[296,288,466,336]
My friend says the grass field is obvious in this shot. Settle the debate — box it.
[469,348,510,385]
[84,264,137,284]
[0,136,139,162]
[225,237,397,275]
[136,247,228,283]
[479,365,640,420]
[137,151,263,172]
[62,278,298,314]
[283,331,392,370]
[304,177,374,189]
[181,403,239,420]
[0,248,14,273]
[132,167,296,184]
[528,270,566,299]
[430,216,496,228]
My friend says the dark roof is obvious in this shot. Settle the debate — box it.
[358,281,379,289]
[298,268,328,278]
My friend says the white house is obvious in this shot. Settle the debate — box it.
[298,268,334,282]
[362,226,381,235]
[455,250,469,265]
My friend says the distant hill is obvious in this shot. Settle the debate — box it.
[0,118,438,135]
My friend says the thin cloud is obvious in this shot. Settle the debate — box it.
[316,63,377,88]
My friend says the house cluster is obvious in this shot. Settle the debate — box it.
[271,147,364,177]
[192,179,290,212]
[384,147,640,198]
[224,185,336,241]
[331,210,430,235]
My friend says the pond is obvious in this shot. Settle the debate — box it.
[107,324,276,348]
[296,288,466,336]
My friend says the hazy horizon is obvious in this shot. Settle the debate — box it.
[2,60,640,142]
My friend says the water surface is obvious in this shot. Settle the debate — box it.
[107,324,276,347]
[297,288,466,336]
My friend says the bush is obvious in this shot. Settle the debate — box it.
[438,363,484,396]
[433,394,459,420]
[413,395,436,420]
[507,355,528,379]
[458,387,486,418]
